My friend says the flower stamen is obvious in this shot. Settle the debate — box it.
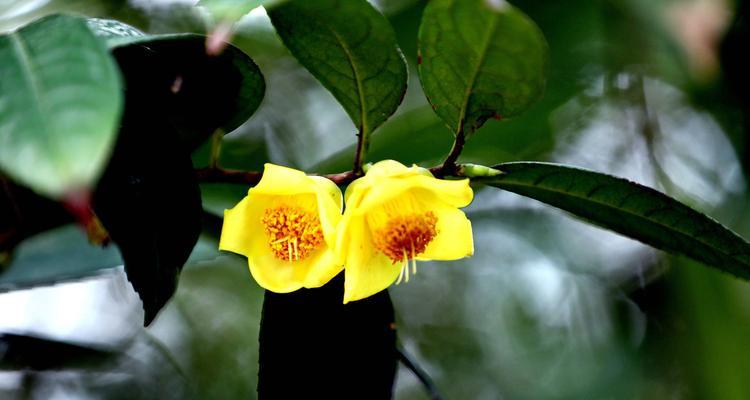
[372,211,438,283]
[262,205,323,261]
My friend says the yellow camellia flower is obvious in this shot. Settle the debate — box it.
[336,160,474,303]
[219,164,343,292]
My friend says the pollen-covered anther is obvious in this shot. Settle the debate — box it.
[373,211,438,264]
[262,205,324,261]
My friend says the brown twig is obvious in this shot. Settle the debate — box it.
[195,168,263,185]
[352,128,369,177]
[438,130,466,177]
[195,168,361,186]
[195,165,461,187]
[324,170,357,185]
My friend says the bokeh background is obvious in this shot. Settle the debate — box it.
[2,0,750,398]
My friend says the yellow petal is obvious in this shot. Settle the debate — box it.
[248,247,306,293]
[344,160,415,209]
[334,211,354,266]
[252,163,317,196]
[309,175,343,210]
[219,164,345,293]
[364,159,411,178]
[411,176,473,208]
[338,160,475,302]
[418,205,474,261]
[248,233,343,293]
[343,174,369,207]
[303,248,344,288]
[310,175,343,243]
[341,218,401,303]
[219,196,257,256]
[345,178,413,215]
[346,173,473,216]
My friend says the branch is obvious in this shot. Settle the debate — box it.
[195,164,466,187]
[353,128,369,176]
[195,168,358,186]
[438,130,466,177]
[195,168,263,186]
[397,345,444,400]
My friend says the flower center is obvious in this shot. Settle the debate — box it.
[373,211,438,264]
[262,205,324,261]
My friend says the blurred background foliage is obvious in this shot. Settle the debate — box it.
[1,0,750,399]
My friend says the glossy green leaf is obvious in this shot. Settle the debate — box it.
[418,0,548,135]
[269,0,407,141]
[87,18,266,149]
[0,14,122,198]
[476,162,750,279]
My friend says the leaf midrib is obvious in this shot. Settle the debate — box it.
[456,5,498,135]
[9,33,49,136]
[330,27,368,135]
[486,171,748,264]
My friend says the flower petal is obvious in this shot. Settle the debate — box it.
[412,176,473,208]
[310,175,343,243]
[365,159,411,178]
[247,223,342,292]
[347,176,472,216]
[341,219,401,303]
[253,163,317,196]
[219,196,257,256]
[220,165,345,293]
[248,250,306,293]
[303,248,344,288]
[418,205,473,261]
[309,175,343,210]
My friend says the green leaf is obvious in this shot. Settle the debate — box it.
[0,14,122,198]
[87,18,266,149]
[92,54,203,325]
[1,333,117,371]
[259,276,397,398]
[418,0,548,135]
[1,177,72,268]
[199,0,287,23]
[476,162,750,279]
[0,225,122,292]
[269,0,407,140]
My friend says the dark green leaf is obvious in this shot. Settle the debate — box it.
[418,0,548,135]
[0,333,117,371]
[1,177,72,267]
[269,0,407,141]
[476,162,750,279]
[87,18,266,149]
[0,14,122,198]
[0,225,121,292]
[259,275,397,398]
[93,45,204,325]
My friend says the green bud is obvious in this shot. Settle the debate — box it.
[458,163,502,178]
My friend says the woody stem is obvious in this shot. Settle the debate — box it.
[194,164,463,186]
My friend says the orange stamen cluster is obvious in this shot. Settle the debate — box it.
[373,212,438,264]
[262,205,324,261]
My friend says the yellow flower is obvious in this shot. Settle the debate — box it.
[336,160,473,303]
[219,164,343,292]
